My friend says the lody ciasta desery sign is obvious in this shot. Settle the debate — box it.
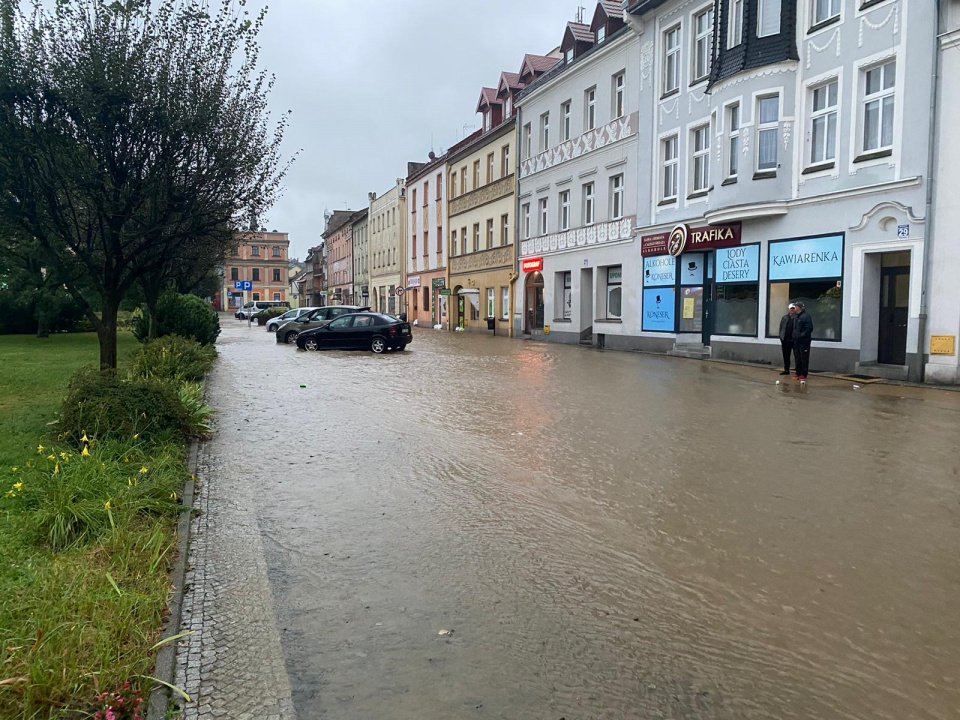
[641,222,742,257]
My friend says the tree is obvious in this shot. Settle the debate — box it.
[0,0,291,367]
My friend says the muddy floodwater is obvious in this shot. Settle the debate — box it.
[209,319,960,719]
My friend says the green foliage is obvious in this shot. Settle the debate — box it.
[255,307,287,320]
[59,369,192,445]
[133,292,220,346]
[176,382,215,438]
[129,336,216,383]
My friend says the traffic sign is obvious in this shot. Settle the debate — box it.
[395,287,405,297]
[233,281,243,290]
[242,280,253,291]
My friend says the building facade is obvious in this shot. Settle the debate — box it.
[616,0,936,381]
[405,155,449,327]
[446,80,518,335]
[324,210,356,306]
[514,12,640,345]
[351,210,370,305]
[221,230,291,309]
[369,181,406,315]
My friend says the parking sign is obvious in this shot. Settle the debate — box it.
[242,280,253,291]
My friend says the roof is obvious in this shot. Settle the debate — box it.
[599,0,621,18]
[593,1,623,29]
[519,53,561,77]
[565,22,594,44]
[497,71,522,95]
[322,210,355,238]
[475,87,501,113]
[406,152,447,183]
[625,0,672,14]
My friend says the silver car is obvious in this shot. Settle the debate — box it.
[265,307,317,333]
[275,305,369,344]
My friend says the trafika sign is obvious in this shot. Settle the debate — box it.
[641,222,742,257]
[521,257,543,272]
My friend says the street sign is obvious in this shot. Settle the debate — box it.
[227,291,233,297]
[395,287,405,297]
[897,224,910,239]
[242,280,253,291]
[439,288,452,296]
[233,281,243,290]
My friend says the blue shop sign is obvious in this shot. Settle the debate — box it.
[716,244,760,283]
[680,253,704,285]
[643,255,676,287]
[642,288,675,332]
[769,235,843,281]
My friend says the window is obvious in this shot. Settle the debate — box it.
[230,267,238,281]
[252,268,260,281]
[483,111,491,132]
[606,266,622,319]
[252,292,260,301]
[565,47,574,63]
[501,286,509,320]
[540,112,550,152]
[727,103,740,177]
[423,288,429,313]
[413,287,418,311]
[473,160,480,189]
[486,219,494,250]
[423,229,428,257]
[461,226,467,255]
[487,288,495,318]
[559,190,571,230]
[728,0,743,47]
[693,8,713,82]
[501,214,509,246]
[758,0,781,36]
[506,95,513,117]
[757,95,779,171]
[437,225,442,257]
[487,153,495,183]
[273,292,281,301]
[692,125,710,193]
[768,280,842,339]
[538,198,548,235]
[451,229,458,256]
[662,135,679,200]
[613,72,625,118]
[583,183,595,225]
[597,25,606,44]
[810,80,838,165]
[716,283,759,335]
[273,268,281,282]
[862,60,895,153]
[522,203,531,239]
[251,245,260,257]
[473,223,480,252]
[461,166,467,192]
[423,181,429,205]
[663,25,681,96]
[585,87,596,131]
[272,246,281,257]
[451,171,457,197]
[812,0,840,26]
[562,272,572,319]
[561,101,572,142]
[611,175,624,219]
[436,173,442,200]
[501,145,510,176]
[523,123,532,158]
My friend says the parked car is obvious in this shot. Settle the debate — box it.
[274,305,368,344]
[265,307,317,333]
[296,312,412,353]
[235,300,289,320]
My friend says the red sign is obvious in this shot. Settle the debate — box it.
[521,257,543,272]
[641,222,742,257]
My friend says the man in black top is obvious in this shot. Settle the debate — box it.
[777,303,796,375]
[792,301,814,380]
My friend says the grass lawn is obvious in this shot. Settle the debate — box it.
[0,331,184,719]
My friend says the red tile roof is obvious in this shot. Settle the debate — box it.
[497,71,523,95]
[475,87,501,113]
[600,0,621,18]
[519,53,561,77]
[566,22,594,43]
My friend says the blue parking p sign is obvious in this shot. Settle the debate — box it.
[233,281,243,290]
[242,280,253,291]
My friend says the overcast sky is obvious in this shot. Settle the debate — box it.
[250,0,583,260]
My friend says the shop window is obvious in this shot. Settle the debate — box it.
[413,288,418,312]
[501,286,509,320]
[470,296,480,321]
[716,284,759,335]
[767,234,843,340]
[768,281,842,340]
[556,271,572,319]
[605,266,622,319]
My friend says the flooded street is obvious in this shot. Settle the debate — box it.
[207,318,960,720]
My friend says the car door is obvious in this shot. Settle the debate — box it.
[300,308,329,332]
[321,315,354,349]
[350,315,376,348]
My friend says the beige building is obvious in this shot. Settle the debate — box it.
[369,180,405,315]
[446,79,521,336]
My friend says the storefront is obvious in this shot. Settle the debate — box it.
[521,257,544,335]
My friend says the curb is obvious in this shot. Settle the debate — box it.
[146,439,200,720]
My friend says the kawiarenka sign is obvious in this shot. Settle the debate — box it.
[641,222,742,257]
[768,235,843,281]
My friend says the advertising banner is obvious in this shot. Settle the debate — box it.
[643,255,676,287]
[716,244,760,283]
[642,288,676,332]
[769,235,843,281]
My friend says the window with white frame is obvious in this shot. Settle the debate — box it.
[486,219,494,250]
[565,47,574,63]
[461,226,467,255]
[862,60,895,153]
[613,72,625,118]
[663,25,681,96]
[727,103,740,177]
[597,25,606,44]
[501,214,509,246]
[758,0,781,36]
[756,95,779,171]
[473,223,480,252]
[692,125,710,193]
[540,112,550,152]
[450,171,457,198]
[501,286,509,320]
[505,95,513,117]
[812,0,840,26]
[561,101,572,141]
[522,203,531,239]
[523,123,532,158]
[662,135,679,200]
[583,183,595,225]
[693,8,713,82]
[606,266,622,319]
[451,229,458,256]
[562,271,572,319]
[559,190,571,230]
[585,87,597,130]
[728,0,744,47]
[611,175,624,219]
[487,288,495,318]
[809,79,838,165]
[538,198,548,235]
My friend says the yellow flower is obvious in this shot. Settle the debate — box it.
[139,465,148,474]
[37,444,44,454]
[47,454,55,461]
[10,467,17,473]
[13,482,22,492]
[53,462,59,475]
[104,500,111,510]
[80,433,89,443]
[133,433,139,440]
[127,477,133,486]
[4,490,13,498]
[59,452,69,462]
[124,457,129,463]
[170,491,178,501]
[81,446,90,457]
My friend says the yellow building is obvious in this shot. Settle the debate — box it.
[446,82,520,336]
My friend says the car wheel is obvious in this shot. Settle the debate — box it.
[303,337,319,351]
[284,330,299,343]
[371,337,387,354]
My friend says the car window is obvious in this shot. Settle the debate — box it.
[353,316,374,328]
[329,308,349,317]
[328,316,352,329]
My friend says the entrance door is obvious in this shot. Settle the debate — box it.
[524,272,545,334]
[580,268,593,334]
[702,253,715,346]
[878,266,909,365]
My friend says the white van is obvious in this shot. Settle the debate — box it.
[235,300,290,320]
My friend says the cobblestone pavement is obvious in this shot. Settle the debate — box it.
[173,443,297,720]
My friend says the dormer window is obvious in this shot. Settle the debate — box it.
[597,25,606,44]
[565,48,574,63]
[506,96,513,116]
[484,111,491,132]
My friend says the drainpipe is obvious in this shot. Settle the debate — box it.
[918,0,943,382]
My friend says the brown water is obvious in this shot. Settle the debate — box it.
[210,319,960,719]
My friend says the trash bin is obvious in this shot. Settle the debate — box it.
[486,317,496,330]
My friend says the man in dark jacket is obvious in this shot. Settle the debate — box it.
[792,301,814,379]
[777,303,796,375]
